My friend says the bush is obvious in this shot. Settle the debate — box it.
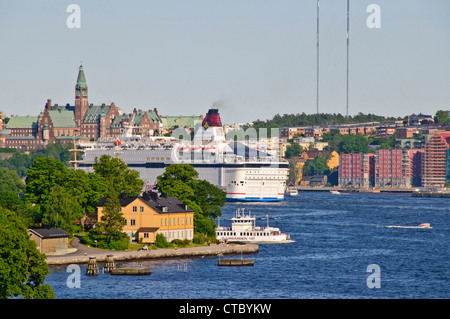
[81,228,129,250]
[155,233,172,248]
[107,237,129,251]
[193,233,218,245]
[171,238,191,247]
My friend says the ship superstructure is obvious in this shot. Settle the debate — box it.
[79,109,289,201]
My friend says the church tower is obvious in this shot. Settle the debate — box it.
[75,64,88,127]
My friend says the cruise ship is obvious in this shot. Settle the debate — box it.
[78,109,289,201]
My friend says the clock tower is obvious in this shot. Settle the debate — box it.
[75,64,88,127]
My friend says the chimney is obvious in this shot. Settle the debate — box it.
[150,192,159,201]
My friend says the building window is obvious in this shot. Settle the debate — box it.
[130,219,136,226]
[144,233,149,239]
[132,206,137,212]
[140,206,144,212]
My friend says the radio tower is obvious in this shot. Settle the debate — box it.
[316,0,320,114]
[346,0,350,117]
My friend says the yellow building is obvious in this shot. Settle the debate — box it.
[97,192,194,244]
[327,151,340,170]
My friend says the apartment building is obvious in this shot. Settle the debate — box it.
[422,133,450,188]
[338,153,375,188]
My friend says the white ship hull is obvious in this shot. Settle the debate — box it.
[80,148,288,201]
[216,233,291,243]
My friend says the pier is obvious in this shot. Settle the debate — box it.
[110,268,152,276]
[46,243,259,266]
[218,259,254,266]
[411,190,450,198]
[295,186,413,194]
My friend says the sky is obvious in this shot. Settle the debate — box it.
[0,0,449,124]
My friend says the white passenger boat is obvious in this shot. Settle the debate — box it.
[285,186,298,196]
[216,208,291,243]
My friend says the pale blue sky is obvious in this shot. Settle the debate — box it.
[0,0,449,124]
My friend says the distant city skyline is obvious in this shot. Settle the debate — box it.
[0,0,449,124]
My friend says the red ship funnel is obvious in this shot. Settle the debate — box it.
[202,109,222,128]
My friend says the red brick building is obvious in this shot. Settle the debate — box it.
[422,133,450,188]
[338,153,375,188]
[2,65,162,149]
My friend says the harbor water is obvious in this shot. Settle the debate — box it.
[46,192,449,299]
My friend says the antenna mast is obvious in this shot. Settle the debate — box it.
[316,0,320,114]
[346,0,350,117]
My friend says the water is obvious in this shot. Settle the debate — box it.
[46,192,449,299]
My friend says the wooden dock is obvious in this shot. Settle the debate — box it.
[218,258,254,267]
[110,267,152,276]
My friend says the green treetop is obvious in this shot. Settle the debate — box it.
[156,164,226,237]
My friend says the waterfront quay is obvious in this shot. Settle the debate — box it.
[295,186,414,194]
[46,243,259,266]
[296,185,450,197]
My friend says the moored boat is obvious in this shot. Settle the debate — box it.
[285,186,298,196]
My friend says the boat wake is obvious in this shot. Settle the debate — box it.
[384,223,432,229]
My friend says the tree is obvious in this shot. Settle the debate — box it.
[93,155,144,196]
[42,185,84,233]
[0,207,54,299]
[338,134,370,154]
[0,190,22,211]
[435,110,450,123]
[193,179,226,220]
[156,164,226,237]
[284,142,303,158]
[0,167,26,193]
[24,158,69,217]
[303,157,330,176]
[92,188,129,250]
[63,169,109,225]
[288,158,300,184]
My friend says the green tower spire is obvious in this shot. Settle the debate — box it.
[76,64,87,89]
[75,64,88,98]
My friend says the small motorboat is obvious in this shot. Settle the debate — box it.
[285,187,298,196]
